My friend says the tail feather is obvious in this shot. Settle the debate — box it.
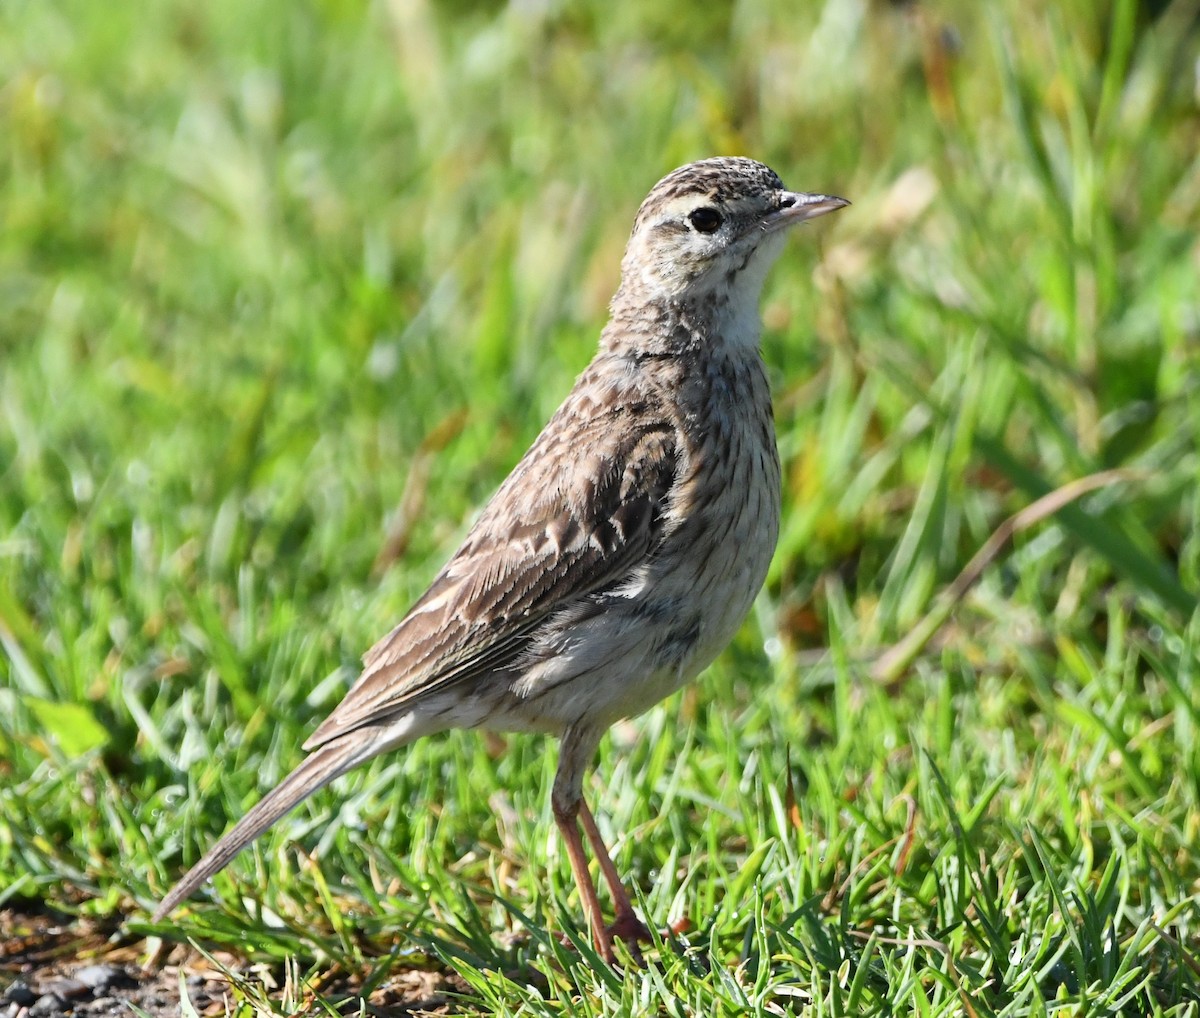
[152,735,379,922]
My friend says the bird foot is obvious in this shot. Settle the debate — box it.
[606,910,655,949]
[559,910,658,965]
[596,910,664,966]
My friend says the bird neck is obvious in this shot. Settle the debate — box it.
[601,289,764,360]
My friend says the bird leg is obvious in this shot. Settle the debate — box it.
[553,797,616,962]
[578,800,653,947]
[552,798,653,963]
[552,724,652,962]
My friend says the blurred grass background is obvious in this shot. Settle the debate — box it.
[2,0,1199,1013]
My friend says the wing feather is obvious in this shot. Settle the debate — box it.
[305,372,679,749]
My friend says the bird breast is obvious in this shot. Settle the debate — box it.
[654,349,782,675]
[505,348,781,731]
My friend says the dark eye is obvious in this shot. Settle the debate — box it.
[688,207,722,233]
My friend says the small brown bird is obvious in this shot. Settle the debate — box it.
[154,157,848,962]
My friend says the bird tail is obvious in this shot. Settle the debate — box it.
[152,733,383,922]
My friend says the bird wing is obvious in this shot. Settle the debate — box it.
[304,377,679,749]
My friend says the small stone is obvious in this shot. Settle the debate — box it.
[40,978,88,1000]
[3,982,36,1007]
[28,992,68,1017]
[73,965,125,993]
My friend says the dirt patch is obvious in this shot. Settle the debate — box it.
[1,909,455,1017]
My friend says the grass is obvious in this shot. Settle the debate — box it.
[2,0,1199,1013]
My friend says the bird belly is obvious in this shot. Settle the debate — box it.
[489,423,780,735]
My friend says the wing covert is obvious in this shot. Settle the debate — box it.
[305,384,679,749]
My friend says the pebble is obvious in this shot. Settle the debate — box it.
[38,978,88,1001]
[73,965,125,993]
[29,992,68,1017]
[3,982,36,1007]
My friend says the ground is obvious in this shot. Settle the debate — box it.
[1,908,455,1017]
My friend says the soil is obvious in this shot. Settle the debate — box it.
[0,909,455,1017]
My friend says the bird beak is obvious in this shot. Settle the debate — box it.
[763,192,850,232]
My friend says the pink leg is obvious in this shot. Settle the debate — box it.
[553,800,616,962]
[578,801,653,951]
[551,724,652,963]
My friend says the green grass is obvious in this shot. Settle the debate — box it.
[2,0,1200,1013]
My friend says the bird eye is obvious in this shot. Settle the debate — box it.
[687,207,723,233]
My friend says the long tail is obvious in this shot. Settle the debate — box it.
[152,733,382,921]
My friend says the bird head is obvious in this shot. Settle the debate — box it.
[617,157,848,307]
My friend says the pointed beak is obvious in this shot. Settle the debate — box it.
[763,191,850,233]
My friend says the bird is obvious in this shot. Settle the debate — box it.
[152,157,848,963]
